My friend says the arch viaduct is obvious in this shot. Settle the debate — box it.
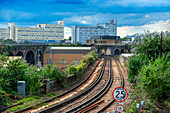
[94,44,130,55]
[0,44,130,66]
[0,44,47,66]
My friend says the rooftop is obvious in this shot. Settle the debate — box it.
[50,47,91,50]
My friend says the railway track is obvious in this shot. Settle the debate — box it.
[64,58,113,113]
[36,58,107,113]
[96,58,125,113]
[3,57,126,113]
[2,59,103,113]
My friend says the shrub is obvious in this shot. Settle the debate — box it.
[67,65,77,75]
[132,31,170,59]
[127,32,170,112]
[137,54,170,102]
[128,53,148,83]
[41,64,66,82]
[76,64,83,76]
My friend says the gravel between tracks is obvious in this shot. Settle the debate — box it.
[55,59,109,113]
[101,59,131,113]
[25,59,104,113]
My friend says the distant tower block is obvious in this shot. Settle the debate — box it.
[17,81,26,97]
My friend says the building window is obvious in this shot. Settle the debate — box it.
[60,59,67,64]
[47,59,51,64]
[73,60,79,64]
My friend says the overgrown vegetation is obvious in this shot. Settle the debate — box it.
[66,51,98,77]
[126,31,170,112]
[0,51,98,110]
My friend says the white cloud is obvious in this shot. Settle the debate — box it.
[63,12,170,27]
[51,12,72,15]
[98,0,170,7]
[64,27,71,39]
[117,20,170,37]
[81,20,88,24]
[63,14,101,25]
[145,14,150,18]
[0,23,8,28]
[63,20,169,40]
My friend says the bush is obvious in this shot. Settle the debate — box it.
[137,54,170,102]
[132,31,170,59]
[128,53,148,83]
[127,31,170,112]
[0,54,66,106]
[66,51,98,77]
[41,64,66,82]
[67,65,77,75]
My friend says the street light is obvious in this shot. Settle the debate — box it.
[49,45,52,64]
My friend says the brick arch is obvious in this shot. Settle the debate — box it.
[114,49,120,55]
[8,51,14,56]
[25,50,35,65]
[106,47,111,55]
[121,49,125,53]
[15,51,24,57]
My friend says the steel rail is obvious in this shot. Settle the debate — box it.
[96,58,125,113]
[65,58,113,113]
[37,58,107,113]
[12,59,102,113]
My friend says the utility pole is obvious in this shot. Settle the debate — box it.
[50,46,52,64]
[160,31,163,57]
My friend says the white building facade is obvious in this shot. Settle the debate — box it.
[0,21,64,43]
[71,19,117,44]
[0,28,10,40]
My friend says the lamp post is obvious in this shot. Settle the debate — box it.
[50,46,52,64]
[37,49,40,69]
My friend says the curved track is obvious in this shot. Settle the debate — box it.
[96,58,125,113]
[9,59,102,113]
[37,58,107,113]
[64,58,113,113]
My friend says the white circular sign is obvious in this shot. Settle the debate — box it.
[112,87,128,102]
[116,105,124,112]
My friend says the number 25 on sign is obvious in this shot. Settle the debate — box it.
[112,87,128,102]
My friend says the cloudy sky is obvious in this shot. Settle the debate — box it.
[0,0,170,38]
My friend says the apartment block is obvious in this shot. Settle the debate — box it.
[0,28,10,40]
[0,21,64,43]
[71,19,117,44]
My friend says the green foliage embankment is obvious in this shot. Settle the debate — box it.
[0,51,98,108]
[126,32,170,112]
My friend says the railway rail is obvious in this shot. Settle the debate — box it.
[2,57,126,113]
[96,58,125,113]
[64,58,113,113]
[37,58,107,113]
[2,59,103,113]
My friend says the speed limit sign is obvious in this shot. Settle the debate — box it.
[112,87,128,102]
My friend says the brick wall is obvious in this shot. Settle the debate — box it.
[43,54,84,68]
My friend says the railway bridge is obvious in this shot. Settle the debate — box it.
[94,44,130,55]
[0,44,130,66]
[0,44,47,66]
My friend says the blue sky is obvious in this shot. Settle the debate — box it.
[0,0,170,38]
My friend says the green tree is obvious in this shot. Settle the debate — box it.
[69,36,71,40]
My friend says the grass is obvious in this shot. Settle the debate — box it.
[46,92,59,97]
[7,93,60,112]
[61,83,67,88]
[8,96,43,112]
[32,103,48,109]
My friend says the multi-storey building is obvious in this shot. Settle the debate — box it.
[0,21,64,43]
[71,19,117,44]
[0,28,10,40]
[86,36,122,45]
